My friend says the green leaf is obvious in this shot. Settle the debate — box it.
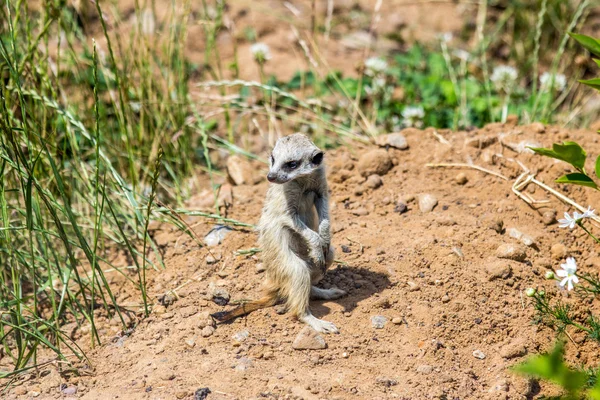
[529,141,587,171]
[596,155,600,179]
[569,32,600,57]
[579,78,600,91]
[556,173,598,189]
[594,58,600,68]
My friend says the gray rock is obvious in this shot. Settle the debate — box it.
[375,377,398,387]
[256,263,266,273]
[292,326,327,350]
[375,133,408,150]
[418,194,438,213]
[508,227,535,247]
[394,202,408,214]
[232,330,250,344]
[416,364,433,374]
[201,326,215,337]
[371,315,387,329]
[495,244,526,261]
[234,357,253,371]
[204,225,233,246]
[61,386,78,396]
[472,349,486,359]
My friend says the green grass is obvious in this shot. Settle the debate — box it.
[0,0,597,383]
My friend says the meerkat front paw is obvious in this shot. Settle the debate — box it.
[311,286,346,300]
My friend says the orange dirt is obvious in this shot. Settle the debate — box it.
[7,122,600,399]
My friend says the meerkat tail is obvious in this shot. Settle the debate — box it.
[211,295,278,322]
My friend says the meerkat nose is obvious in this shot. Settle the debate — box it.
[267,173,277,182]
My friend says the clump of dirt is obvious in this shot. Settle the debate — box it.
[6,121,600,399]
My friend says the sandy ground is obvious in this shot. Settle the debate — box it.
[6,122,600,399]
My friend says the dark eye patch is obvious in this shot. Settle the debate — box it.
[284,160,300,170]
[270,154,275,164]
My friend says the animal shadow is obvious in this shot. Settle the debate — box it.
[312,264,391,318]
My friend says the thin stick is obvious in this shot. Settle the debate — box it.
[432,130,451,145]
[425,163,508,181]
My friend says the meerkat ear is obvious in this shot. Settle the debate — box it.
[312,151,324,166]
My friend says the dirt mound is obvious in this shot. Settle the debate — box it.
[7,122,600,399]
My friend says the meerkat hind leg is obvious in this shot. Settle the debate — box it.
[310,286,346,300]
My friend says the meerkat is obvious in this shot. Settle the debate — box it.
[212,133,345,333]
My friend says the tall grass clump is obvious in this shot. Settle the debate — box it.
[0,0,206,378]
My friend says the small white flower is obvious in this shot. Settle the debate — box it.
[401,105,425,128]
[545,270,555,280]
[453,49,470,62]
[525,288,536,297]
[438,32,453,43]
[490,65,518,92]
[582,206,596,219]
[540,72,566,92]
[558,211,582,229]
[365,57,387,76]
[556,257,579,291]
[250,43,271,64]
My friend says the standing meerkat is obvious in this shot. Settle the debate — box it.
[212,133,345,333]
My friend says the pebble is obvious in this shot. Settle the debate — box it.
[394,202,408,214]
[418,194,438,213]
[232,330,250,345]
[206,255,218,264]
[62,386,78,395]
[375,133,409,150]
[371,315,387,329]
[292,326,327,350]
[209,283,230,306]
[185,338,196,348]
[234,357,254,371]
[472,349,486,359]
[194,388,211,400]
[551,243,567,260]
[488,219,504,234]
[392,317,403,325]
[357,149,393,177]
[256,263,266,273]
[508,227,535,247]
[416,364,433,374]
[176,391,189,399]
[542,210,557,225]
[485,261,512,281]
[455,173,468,185]
[365,174,383,189]
[489,379,509,393]
[529,122,546,134]
[197,312,215,329]
[201,326,215,337]
[204,225,233,246]
[376,377,398,387]
[495,244,527,262]
[500,342,527,359]
[441,295,450,303]
[351,208,369,216]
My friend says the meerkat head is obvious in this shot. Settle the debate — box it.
[267,133,324,184]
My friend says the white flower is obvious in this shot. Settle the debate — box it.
[250,43,271,64]
[582,206,596,219]
[453,49,470,62]
[525,288,536,297]
[365,57,387,76]
[558,211,582,229]
[490,65,518,92]
[401,105,425,128]
[540,72,566,92]
[556,257,579,291]
[438,32,453,43]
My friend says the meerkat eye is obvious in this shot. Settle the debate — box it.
[270,154,275,164]
[312,152,324,165]
[284,160,299,170]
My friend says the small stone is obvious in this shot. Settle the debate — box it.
[489,379,509,393]
[529,122,545,134]
[508,227,535,247]
[176,391,188,399]
[61,386,78,395]
[472,349,486,359]
[185,338,196,348]
[342,352,349,358]
[455,173,468,185]
[234,357,253,371]
[256,263,266,273]
[201,326,215,337]
[407,281,420,292]
[194,388,211,400]
[357,149,393,177]
[351,208,369,216]
[500,342,527,359]
[341,245,351,253]
[371,315,387,329]
[551,243,567,260]
[375,133,408,150]
[542,210,557,225]
[488,219,504,234]
[376,377,398,387]
[206,255,217,264]
[209,283,230,306]
[495,244,527,261]
[416,364,433,374]
[441,295,450,303]
[197,311,215,329]
[392,317,403,325]
[204,225,233,246]
[394,202,408,214]
[365,174,383,189]
[232,330,250,345]
[418,194,438,213]
[292,326,327,350]
[486,261,512,281]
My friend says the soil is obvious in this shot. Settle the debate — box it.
[6,121,600,399]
